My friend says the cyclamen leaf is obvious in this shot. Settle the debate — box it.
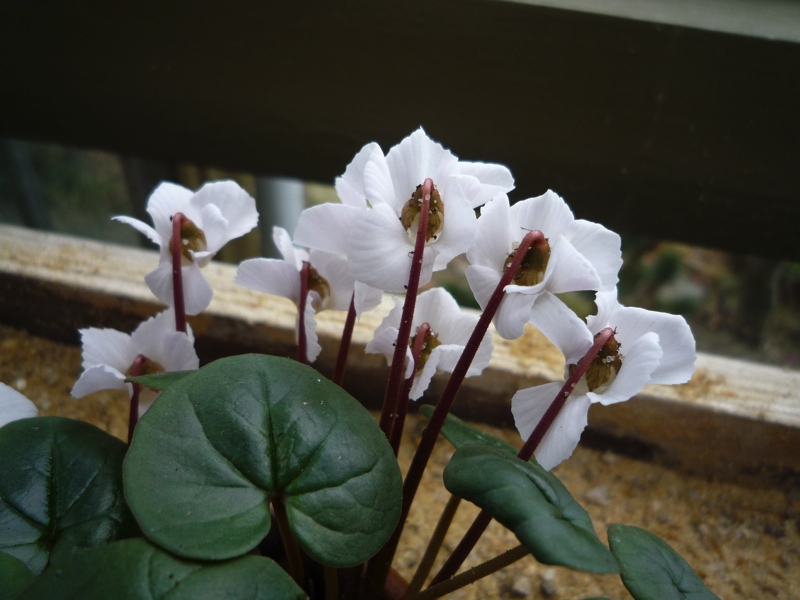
[126,370,194,391]
[124,354,402,567]
[444,445,618,573]
[418,404,521,456]
[0,551,34,600]
[0,417,139,575]
[608,524,719,600]
[17,538,305,600]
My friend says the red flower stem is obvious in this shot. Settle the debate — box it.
[389,322,430,456]
[369,230,546,592]
[332,294,357,386]
[127,354,146,444]
[297,261,310,365]
[170,213,188,334]
[430,326,616,585]
[378,178,433,437]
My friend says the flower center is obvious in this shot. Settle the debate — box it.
[125,356,166,388]
[503,236,551,286]
[409,327,442,373]
[400,183,445,243]
[307,265,331,311]
[171,216,208,264]
[569,331,623,392]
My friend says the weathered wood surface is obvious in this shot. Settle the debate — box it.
[1,1,799,260]
[2,224,799,479]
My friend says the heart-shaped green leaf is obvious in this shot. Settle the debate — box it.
[419,404,520,456]
[608,524,719,599]
[0,551,34,600]
[17,538,305,600]
[124,354,402,567]
[444,445,618,573]
[0,417,139,575]
[127,370,194,391]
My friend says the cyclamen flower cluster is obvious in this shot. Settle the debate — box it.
[55,127,694,474]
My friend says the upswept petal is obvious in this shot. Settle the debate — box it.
[365,326,415,380]
[72,364,128,398]
[354,282,384,316]
[273,226,305,268]
[431,178,479,271]
[512,383,592,470]
[131,310,198,371]
[540,236,602,294]
[335,142,386,208]
[508,190,574,240]
[0,383,39,428]
[146,182,196,240]
[79,327,136,372]
[384,128,459,210]
[362,155,396,208]
[528,292,593,365]
[298,300,322,363]
[112,216,161,247]
[309,250,355,311]
[191,180,258,241]
[235,258,301,303]
[347,202,435,292]
[456,161,515,207]
[589,332,662,406]
[195,202,229,256]
[144,262,213,315]
[158,332,200,372]
[293,203,363,257]
[493,290,537,340]
[409,348,443,401]
[467,194,514,271]
[565,219,621,292]
[465,264,501,311]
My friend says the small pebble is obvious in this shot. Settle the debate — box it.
[601,450,618,465]
[540,569,557,598]
[14,377,27,391]
[585,484,611,506]
[509,575,532,597]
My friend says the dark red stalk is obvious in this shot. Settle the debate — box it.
[332,294,357,386]
[369,230,547,591]
[389,322,430,456]
[127,354,146,444]
[297,261,311,365]
[378,178,433,437]
[170,213,188,334]
[430,326,616,585]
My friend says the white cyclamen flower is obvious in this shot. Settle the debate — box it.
[235,227,379,363]
[511,291,696,470]
[114,180,258,314]
[365,287,493,400]
[295,128,514,293]
[72,309,199,402]
[466,191,622,340]
[0,383,39,428]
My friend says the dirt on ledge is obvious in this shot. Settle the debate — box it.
[1,323,798,599]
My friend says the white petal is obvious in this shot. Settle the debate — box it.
[385,128,459,209]
[235,258,301,303]
[79,327,136,372]
[493,290,536,340]
[362,155,397,208]
[197,202,229,256]
[528,293,593,364]
[543,236,602,294]
[465,264,501,311]
[0,383,38,428]
[192,180,258,241]
[347,203,427,293]
[294,203,363,256]
[146,182,195,241]
[508,190,574,239]
[587,289,620,333]
[409,350,441,401]
[335,142,385,208]
[415,288,473,343]
[310,250,355,311]
[299,300,322,363]
[272,226,303,267]
[431,178,478,271]
[467,194,514,271]
[590,332,662,406]
[565,220,621,292]
[354,282,384,316]
[608,305,696,385]
[71,364,128,398]
[131,310,199,372]
[112,216,161,247]
[512,383,591,470]
[145,262,213,315]
[456,161,515,207]
[365,326,415,379]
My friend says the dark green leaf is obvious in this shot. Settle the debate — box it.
[444,445,618,573]
[418,404,521,456]
[17,538,305,600]
[608,524,719,599]
[0,551,34,600]
[126,370,194,391]
[124,354,402,567]
[0,417,139,575]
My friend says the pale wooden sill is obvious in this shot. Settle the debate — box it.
[2,224,798,479]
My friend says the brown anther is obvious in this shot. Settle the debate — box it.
[409,328,441,373]
[569,332,623,391]
[306,265,331,310]
[503,236,551,286]
[171,217,207,263]
[400,184,445,242]
[125,356,166,390]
